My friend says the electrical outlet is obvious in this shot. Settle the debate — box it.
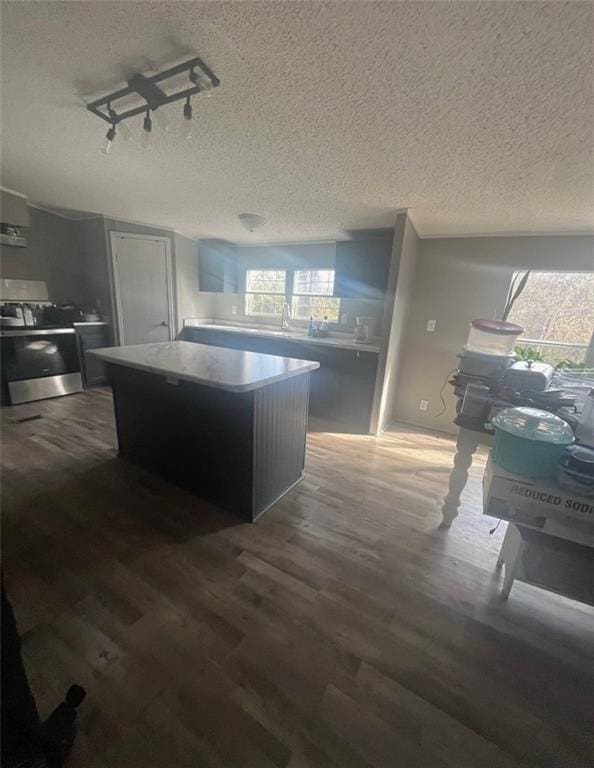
[231,305,237,315]
[341,313,348,325]
[426,320,436,332]
[419,399,429,412]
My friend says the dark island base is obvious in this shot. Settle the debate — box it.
[107,363,311,522]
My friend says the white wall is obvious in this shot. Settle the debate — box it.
[393,234,594,434]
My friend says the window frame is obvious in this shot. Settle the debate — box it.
[244,269,288,318]
[291,269,341,323]
[506,269,594,366]
[243,267,341,324]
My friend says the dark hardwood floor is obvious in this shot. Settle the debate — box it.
[1,388,592,767]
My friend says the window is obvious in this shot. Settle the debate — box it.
[244,267,342,322]
[507,271,594,365]
[291,269,341,322]
[245,269,286,317]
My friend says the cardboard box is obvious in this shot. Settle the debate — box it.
[483,458,594,539]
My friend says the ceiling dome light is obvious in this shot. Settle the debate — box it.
[238,213,266,233]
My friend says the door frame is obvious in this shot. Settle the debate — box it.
[110,231,175,346]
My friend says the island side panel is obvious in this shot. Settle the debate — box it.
[106,363,256,520]
[252,372,310,518]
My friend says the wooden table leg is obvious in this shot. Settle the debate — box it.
[441,427,481,527]
[497,523,523,599]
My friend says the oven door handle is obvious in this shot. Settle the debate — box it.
[1,328,76,337]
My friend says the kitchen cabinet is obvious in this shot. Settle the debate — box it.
[198,239,239,293]
[75,324,111,387]
[181,327,379,433]
[334,237,392,300]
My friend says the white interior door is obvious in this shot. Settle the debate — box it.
[112,233,174,346]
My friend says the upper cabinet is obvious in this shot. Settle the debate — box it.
[334,236,393,300]
[199,239,239,293]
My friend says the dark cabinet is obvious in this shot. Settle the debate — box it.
[198,240,239,293]
[182,327,379,433]
[334,237,392,300]
[76,325,111,387]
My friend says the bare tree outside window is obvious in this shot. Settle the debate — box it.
[244,268,341,322]
[508,271,594,365]
[245,269,286,317]
[292,269,340,322]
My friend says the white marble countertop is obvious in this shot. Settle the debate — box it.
[89,341,319,392]
[73,321,109,327]
[184,320,381,353]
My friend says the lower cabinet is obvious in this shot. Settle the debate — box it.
[76,325,111,387]
[180,327,379,434]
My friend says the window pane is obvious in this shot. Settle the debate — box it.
[292,296,341,322]
[507,271,594,365]
[293,269,335,296]
[245,293,284,317]
[245,269,286,294]
[507,271,594,344]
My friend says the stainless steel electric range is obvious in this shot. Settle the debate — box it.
[1,326,83,405]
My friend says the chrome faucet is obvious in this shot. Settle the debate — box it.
[280,302,291,330]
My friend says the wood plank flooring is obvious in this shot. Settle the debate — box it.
[1,388,593,768]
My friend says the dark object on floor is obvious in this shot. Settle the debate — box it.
[15,414,43,424]
[1,573,45,766]
[42,685,87,767]
[1,573,87,767]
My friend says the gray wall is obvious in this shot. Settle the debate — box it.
[393,234,594,434]
[174,233,214,332]
[210,241,385,333]
[76,217,111,317]
[0,206,81,303]
[376,214,420,431]
[0,207,211,339]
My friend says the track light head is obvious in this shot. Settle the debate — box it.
[101,124,116,154]
[182,96,193,140]
[141,110,153,150]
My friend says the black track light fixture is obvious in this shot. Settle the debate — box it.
[86,55,219,153]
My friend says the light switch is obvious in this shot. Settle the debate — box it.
[426,320,436,332]
[341,313,348,325]
[231,305,237,315]
[419,399,429,412]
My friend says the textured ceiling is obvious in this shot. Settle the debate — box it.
[1,1,592,242]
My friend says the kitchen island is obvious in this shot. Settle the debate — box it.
[90,341,319,521]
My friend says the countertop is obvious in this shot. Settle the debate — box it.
[73,321,109,327]
[89,340,320,393]
[184,321,381,353]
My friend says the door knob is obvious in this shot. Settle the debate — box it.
[160,321,169,326]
